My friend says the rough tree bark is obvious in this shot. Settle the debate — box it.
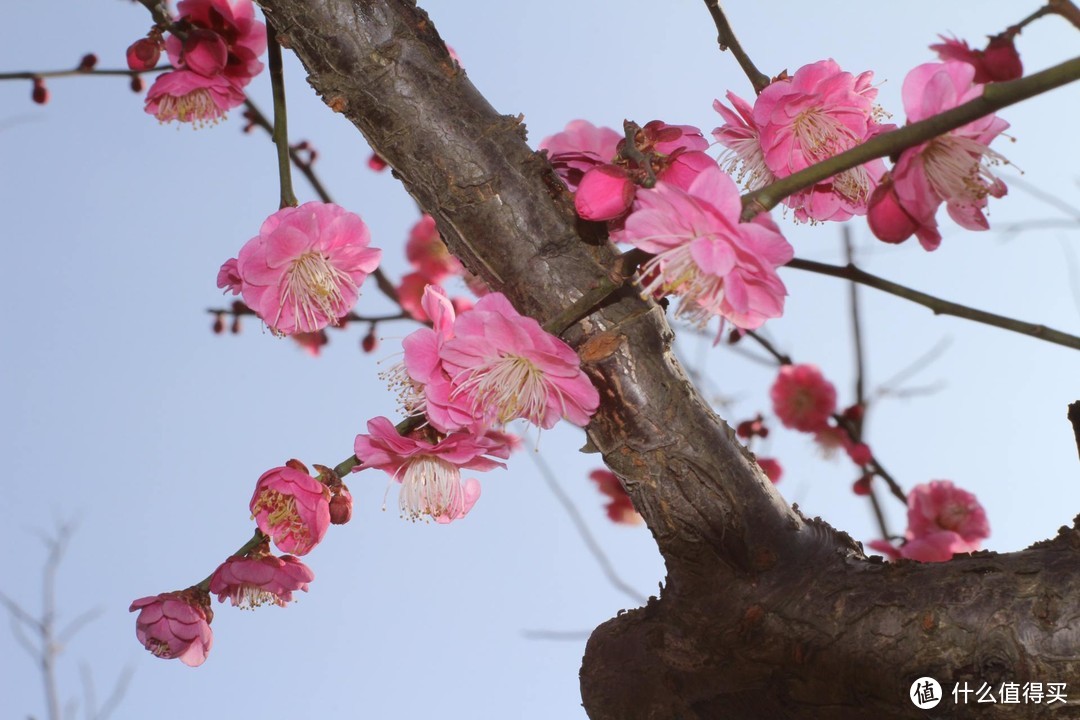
[254,1,1080,717]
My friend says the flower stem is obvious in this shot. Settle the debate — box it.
[267,20,298,209]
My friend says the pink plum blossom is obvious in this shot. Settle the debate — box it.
[167,0,267,86]
[901,480,989,561]
[878,61,1010,250]
[715,60,891,222]
[209,550,314,608]
[589,469,642,526]
[770,364,837,433]
[539,119,621,193]
[405,214,462,282]
[249,462,331,555]
[575,165,637,221]
[144,69,245,125]
[353,416,512,522]
[433,293,601,430]
[129,589,213,667]
[235,201,381,335]
[612,164,792,333]
[871,480,990,562]
[756,457,783,484]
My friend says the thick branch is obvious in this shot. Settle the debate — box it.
[255,1,1080,717]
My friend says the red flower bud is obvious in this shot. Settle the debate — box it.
[31,78,49,105]
[78,53,98,71]
[981,34,1023,83]
[130,75,145,93]
[126,38,161,72]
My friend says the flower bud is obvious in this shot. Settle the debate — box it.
[867,177,917,245]
[329,486,353,525]
[981,34,1022,83]
[78,53,98,71]
[126,38,161,72]
[574,165,635,221]
[31,78,49,105]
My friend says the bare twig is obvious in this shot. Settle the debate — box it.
[787,257,1080,351]
[701,1,770,93]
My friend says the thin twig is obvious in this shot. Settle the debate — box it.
[787,257,1080,351]
[874,337,952,399]
[0,66,169,81]
[266,20,298,209]
[528,452,647,606]
[1050,0,1080,29]
[701,0,770,93]
[207,303,409,326]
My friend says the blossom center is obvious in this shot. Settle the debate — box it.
[252,489,309,542]
[231,584,278,610]
[278,250,356,332]
[640,244,726,327]
[454,355,551,425]
[398,456,461,522]
[156,88,222,126]
[922,135,1006,203]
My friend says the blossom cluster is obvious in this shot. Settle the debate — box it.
[542,120,794,335]
[131,459,349,666]
[356,285,599,522]
[132,0,267,125]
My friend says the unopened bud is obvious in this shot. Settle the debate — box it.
[361,330,378,353]
[78,53,98,71]
[126,38,161,72]
[31,78,49,105]
[981,33,1022,83]
[129,75,144,93]
[212,313,225,334]
[367,152,388,172]
[852,475,872,496]
[230,316,241,334]
[329,486,353,525]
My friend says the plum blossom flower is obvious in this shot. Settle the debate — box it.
[405,215,463,282]
[541,119,716,222]
[539,119,622,193]
[354,416,512,522]
[714,60,891,222]
[235,202,381,335]
[145,70,245,126]
[129,588,213,666]
[756,457,783,484]
[209,549,314,608]
[142,0,266,124]
[589,470,642,525]
[875,62,1010,251]
[930,34,1022,84]
[434,293,601,430]
[167,0,267,87]
[770,364,837,433]
[871,480,989,562]
[249,461,331,555]
[613,164,792,333]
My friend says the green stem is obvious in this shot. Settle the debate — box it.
[740,55,1080,221]
[787,257,1080,351]
[267,21,298,209]
[0,66,170,81]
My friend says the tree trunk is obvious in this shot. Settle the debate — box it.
[254,1,1080,716]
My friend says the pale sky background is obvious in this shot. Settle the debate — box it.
[2,2,1078,718]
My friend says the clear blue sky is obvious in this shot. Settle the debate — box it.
[2,2,1078,718]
